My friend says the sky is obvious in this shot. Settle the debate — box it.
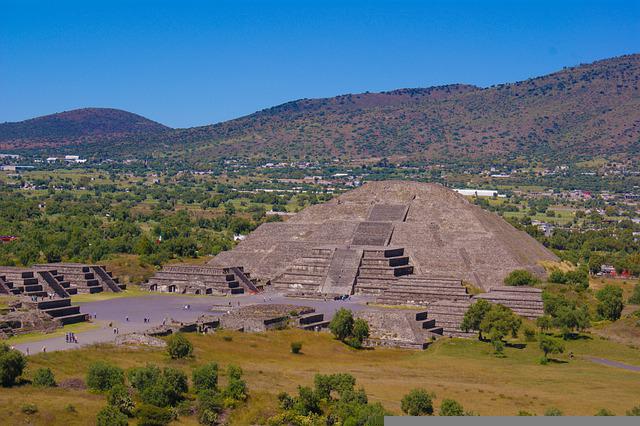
[1,0,639,128]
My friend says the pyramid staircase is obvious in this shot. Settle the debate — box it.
[376,276,470,305]
[272,248,334,294]
[353,247,414,295]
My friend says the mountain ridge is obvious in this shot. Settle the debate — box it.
[2,54,639,162]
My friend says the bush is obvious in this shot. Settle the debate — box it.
[0,343,27,387]
[135,404,175,426]
[595,408,615,416]
[290,341,303,354]
[544,407,563,416]
[107,384,135,416]
[401,388,434,416]
[628,284,640,305]
[523,327,536,342]
[20,404,38,415]
[32,367,56,387]
[626,405,640,416]
[504,269,539,286]
[140,367,188,407]
[440,398,465,416]
[167,333,193,359]
[127,364,161,392]
[86,361,124,392]
[197,389,223,425]
[596,285,624,321]
[64,404,77,413]
[96,405,128,426]
[192,362,219,393]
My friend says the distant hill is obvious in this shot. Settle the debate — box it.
[2,54,639,162]
[0,108,170,150]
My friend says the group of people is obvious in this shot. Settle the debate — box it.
[65,332,78,344]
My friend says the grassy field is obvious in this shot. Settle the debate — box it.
[3,328,639,424]
[5,321,99,345]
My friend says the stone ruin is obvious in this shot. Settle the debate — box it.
[34,263,125,293]
[218,304,328,332]
[144,264,261,295]
[206,181,553,343]
[0,265,115,338]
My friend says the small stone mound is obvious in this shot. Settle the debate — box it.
[115,332,167,348]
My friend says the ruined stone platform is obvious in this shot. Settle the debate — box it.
[144,264,260,295]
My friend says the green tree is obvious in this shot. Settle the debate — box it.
[539,335,565,362]
[329,308,354,341]
[192,362,218,393]
[197,389,223,425]
[626,405,640,416]
[96,405,128,426]
[595,408,615,416]
[32,367,56,387]
[0,343,26,387]
[290,341,303,354]
[596,285,624,321]
[536,315,553,333]
[352,318,370,345]
[479,304,522,342]
[504,269,539,286]
[440,399,465,416]
[86,361,125,392]
[127,364,161,392]
[167,333,193,359]
[401,388,434,416]
[460,299,492,340]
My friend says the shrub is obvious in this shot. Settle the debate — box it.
[629,284,640,305]
[290,341,303,354]
[222,335,233,342]
[20,404,38,415]
[544,407,563,416]
[504,269,539,286]
[595,408,615,416]
[596,285,624,321]
[107,384,135,417]
[135,404,175,426]
[197,389,223,425]
[626,405,640,416]
[401,388,434,416]
[32,367,56,387]
[192,362,219,393]
[517,410,534,416]
[64,404,77,413]
[440,398,465,416]
[167,333,193,359]
[548,269,567,284]
[127,364,161,392]
[352,318,370,344]
[523,327,536,342]
[140,367,188,407]
[86,361,124,392]
[0,343,27,387]
[96,405,128,426]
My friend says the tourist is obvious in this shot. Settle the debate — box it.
[113,328,117,334]
[25,347,29,355]
[41,346,46,353]
[125,315,129,322]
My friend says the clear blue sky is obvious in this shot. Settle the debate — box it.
[1,0,638,128]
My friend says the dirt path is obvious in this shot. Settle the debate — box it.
[585,356,640,372]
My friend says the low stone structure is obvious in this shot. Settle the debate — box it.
[355,309,443,349]
[473,286,544,319]
[115,333,167,348]
[144,264,261,295]
[219,304,326,332]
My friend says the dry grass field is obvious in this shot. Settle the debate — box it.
[2,328,639,424]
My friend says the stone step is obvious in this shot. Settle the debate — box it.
[55,313,89,325]
[300,320,330,330]
[362,247,404,258]
[42,305,81,318]
[299,313,325,325]
[420,319,437,329]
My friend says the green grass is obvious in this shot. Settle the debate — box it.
[3,328,638,424]
[5,321,99,345]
